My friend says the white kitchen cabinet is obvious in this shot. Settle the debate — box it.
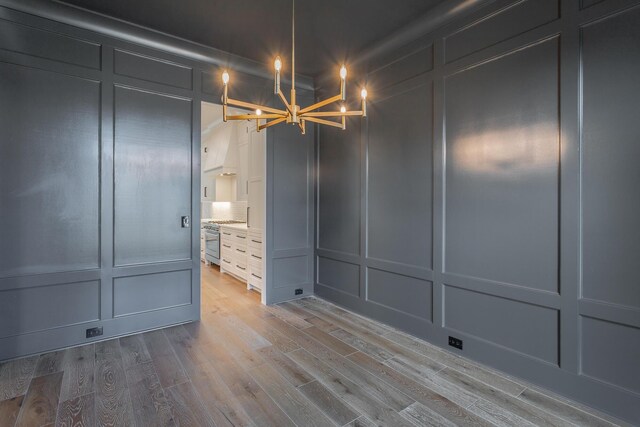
[202,170,215,201]
[202,172,236,202]
[247,125,265,231]
[220,225,248,281]
[237,139,249,201]
[249,124,265,178]
[214,175,236,202]
[247,229,263,292]
[202,122,236,172]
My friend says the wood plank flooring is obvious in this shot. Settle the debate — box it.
[0,264,630,427]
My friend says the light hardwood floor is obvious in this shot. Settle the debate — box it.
[0,264,629,427]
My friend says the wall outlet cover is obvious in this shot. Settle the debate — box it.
[449,336,463,350]
[86,326,103,339]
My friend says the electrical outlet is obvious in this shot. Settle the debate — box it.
[295,288,303,296]
[448,336,463,350]
[86,327,103,339]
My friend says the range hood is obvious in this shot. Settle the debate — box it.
[202,119,238,175]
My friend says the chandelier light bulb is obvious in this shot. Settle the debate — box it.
[361,88,368,99]
[340,65,347,80]
[274,57,282,72]
[256,109,262,116]
[222,71,230,85]
[340,106,346,113]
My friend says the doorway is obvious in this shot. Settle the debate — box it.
[200,101,267,305]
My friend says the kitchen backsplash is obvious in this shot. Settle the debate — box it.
[201,201,247,222]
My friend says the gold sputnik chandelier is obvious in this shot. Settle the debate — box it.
[220,0,367,134]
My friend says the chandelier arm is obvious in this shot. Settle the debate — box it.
[301,111,364,118]
[258,117,287,131]
[226,113,286,120]
[276,89,294,114]
[303,116,344,129]
[225,98,287,116]
[297,119,306,134]
[298,94,342,114]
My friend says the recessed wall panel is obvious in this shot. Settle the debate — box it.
[113,86,192,266]
[444,285,559,364]
[444,0,559,63]
[581,316,640,394]
[367,83,433,269]
[444,39,560,292]
[0,281,100,338]
[317,257,360,297]
[318,125,360,255]
[273,256,309,289]
[114,49,192,89]
[369,44,433,89]
[367,268,432,321]
[0,19,101,69]
[113,270,191,317]
[272,124,310,251]
[581,6,640,309]
[0,62,100,277]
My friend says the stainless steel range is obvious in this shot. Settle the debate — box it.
[202,220,246,266]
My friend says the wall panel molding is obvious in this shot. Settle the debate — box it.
[368,43,433,90]
[443,36,560,294]
[580,2,640,312]
[0,2,308,361]
[443,272,561,310]
[315,0,640,422]
[366,258,434,282]
[366,78,434,271]
[0,17,101,69]
[442,23,561,77]
[0,280,100,339]
[579,0,640,21]
[113,270,192,318]
[265,95,316,304]
[579,299,640,329]
[444,284,560,365]
[367,267,433,322]
[444,0,559,64]
[0,60,101,279]
[580,316,640,395]
[114,48,193,90]
[112,85,193,268]
[317,256,360,298]
[0,269,101,292]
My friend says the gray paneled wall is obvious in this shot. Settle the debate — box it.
[0,6,201,361]
[266,110,316,304]
[315,0,640,423]
[0,2,314,361]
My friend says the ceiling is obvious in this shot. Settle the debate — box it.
[57,0,444,77]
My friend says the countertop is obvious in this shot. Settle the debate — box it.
[219,223,248,231]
